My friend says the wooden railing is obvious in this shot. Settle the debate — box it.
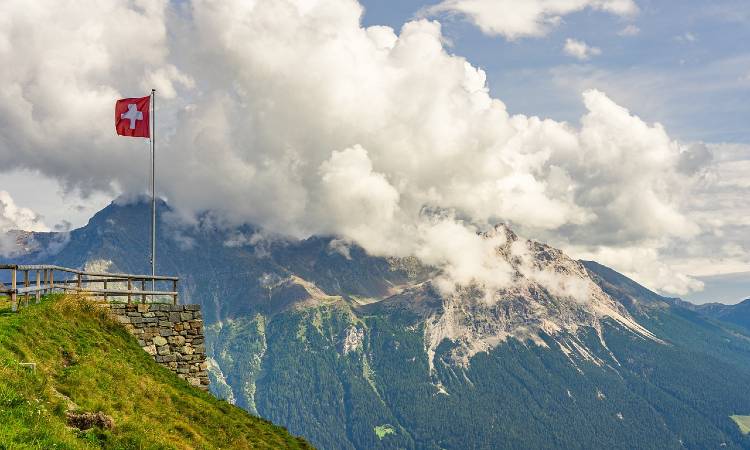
[0,264,179,312]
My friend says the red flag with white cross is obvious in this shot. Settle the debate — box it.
[115,95,150,138]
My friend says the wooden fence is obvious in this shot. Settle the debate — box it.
[0,264,179,312]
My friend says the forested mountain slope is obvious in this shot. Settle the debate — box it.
[6,202,750,449]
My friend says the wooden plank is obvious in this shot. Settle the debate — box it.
[59,286,178,296]
[23,270,29,305]
[10,267,17,312]
[13,265,178,281]
[35,270,41,304]
[16,285,54,294]
[17,265,178,281]
[2,264,180,312]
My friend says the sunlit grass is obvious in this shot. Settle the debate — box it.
[0,294,312,449]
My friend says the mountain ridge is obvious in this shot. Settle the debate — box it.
[4,200,750,449]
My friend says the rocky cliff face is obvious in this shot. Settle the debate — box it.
[420,225,658,372]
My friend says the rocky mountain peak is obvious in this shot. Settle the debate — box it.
[423,225,659,372]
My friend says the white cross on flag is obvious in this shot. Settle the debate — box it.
[115,95,150,138]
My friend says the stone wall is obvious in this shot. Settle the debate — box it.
[105,303,210,390]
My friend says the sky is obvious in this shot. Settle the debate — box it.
[0,0,747,304]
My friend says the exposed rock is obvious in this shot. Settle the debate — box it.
[51,386,78,411]
[415,225,660,372]
[66,411,114,431]
[341,326,364,355]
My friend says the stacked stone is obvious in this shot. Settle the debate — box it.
[106,303,210,390]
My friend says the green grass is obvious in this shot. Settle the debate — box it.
[0,294,313,449]
[731,415,750,435]
[373,424,395,440]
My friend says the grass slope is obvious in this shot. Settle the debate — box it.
[0,295,312,449]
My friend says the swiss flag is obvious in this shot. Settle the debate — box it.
[115,96,150,138]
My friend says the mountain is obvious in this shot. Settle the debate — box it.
[5,201,750,449]
[694,299,750,331]
[0,294,310,448]
[581,261,750,331]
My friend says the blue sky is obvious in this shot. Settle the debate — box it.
[361,0,750,144]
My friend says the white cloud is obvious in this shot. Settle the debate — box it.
[569,244,705,296]
[618,24,640,36]
[0,0,186,195]
[0,0,730,297]
[666,143,750,278]
[564,38,602,60]
[675,32,697,43]
[422,0,638,39]
[0,191,49,256]
[0,191,48,233]
[142,65,195,100]
[317,145,401,256]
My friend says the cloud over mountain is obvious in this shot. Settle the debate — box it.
[0,191,47,234]
[0,0,729,295]
[0,191,48,256]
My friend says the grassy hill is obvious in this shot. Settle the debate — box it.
[0,294,312,449]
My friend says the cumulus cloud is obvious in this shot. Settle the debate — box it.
[618,24,640,36]
[569,244,705,296]
[665,143,750,279]
[564,38,602,60]
[0,191,49,256]
[0,0,185,195]
[422,0,638,39]
[0,0,722,296]
[0,191,48,233]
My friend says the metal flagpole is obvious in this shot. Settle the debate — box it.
[151,89,156,292]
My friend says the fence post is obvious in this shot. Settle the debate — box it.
[77,273,82,291]
[23,270,29,306]
[35,270,41,304]
[10,267,17,312]
[127,278,132,305]
[103,279,108,302]
[172,279,178,305]
[50,270,54,294]
[141,280,146,304]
